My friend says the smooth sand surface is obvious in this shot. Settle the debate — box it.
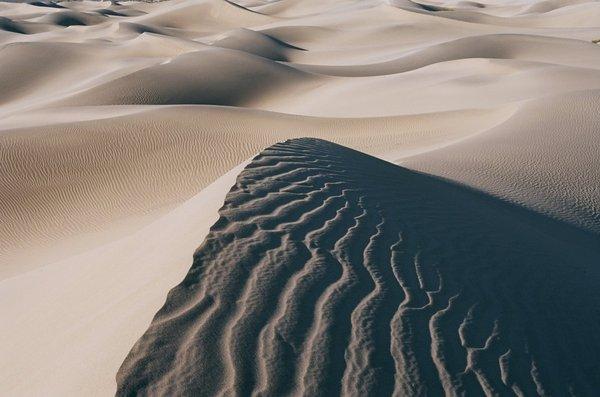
[1,0,599,395]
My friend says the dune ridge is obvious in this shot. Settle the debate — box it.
[117,138,600,396]
[2,0,600,395]
[0,104,513,279]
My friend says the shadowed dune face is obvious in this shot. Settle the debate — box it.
[118,138,600,397]
[0,16,27,33]
[59,47,318,107]
[37,10,107,26]
[3,0,600,395]
[0,105,509,278]
[403,90,600,237]
[211,28,306,61]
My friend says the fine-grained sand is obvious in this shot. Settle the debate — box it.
[118,138,600,396]
[1,0,600,395]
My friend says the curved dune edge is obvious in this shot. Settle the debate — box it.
[2,0,600,395]
[118,138,600,396]
[0,160,248,397]
[0,104,514,279]
[402,89,600,237]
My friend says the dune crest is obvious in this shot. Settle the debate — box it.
[118,139,600,396]
[2,0,600,394]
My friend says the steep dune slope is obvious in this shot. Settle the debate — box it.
[59,47,319,107]
[35,9,107,26]
[0,161,248,397]
[211,28,305,61]
[290,34,600,77]
[2,0,600,395]
[404,90,600,236]
[0,42,98,105]
[0,105,511,278]
[118,139,600,396]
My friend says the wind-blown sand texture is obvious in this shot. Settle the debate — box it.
[118,138,600,396]
[1,0,600,395]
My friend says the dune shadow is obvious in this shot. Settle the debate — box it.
[0,17,27,34]
[117,138,600,396]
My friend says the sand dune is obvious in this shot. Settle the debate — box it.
[35,9,107,26]
[1,105,511,278]
[211,28,305,61]
[289,34,600,77]
[118,138,600,396]
[129,0,271,31]
[2,0,600,395]
[58,47,318,107]
[404,90,600,237]
[1,161,249,396]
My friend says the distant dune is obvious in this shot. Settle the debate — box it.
[118,138,600,396]
[1,0,600,395]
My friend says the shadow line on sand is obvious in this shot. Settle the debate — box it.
[117,138,600,397]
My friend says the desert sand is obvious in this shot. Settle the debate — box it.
[1,0,599,395]
[119,138,600,396]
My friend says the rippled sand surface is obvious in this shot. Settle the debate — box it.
[1,0,599,395]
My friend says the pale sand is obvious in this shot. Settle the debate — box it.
[1,0,599,395]
[1,161,248,396]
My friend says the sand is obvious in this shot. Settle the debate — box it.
[118,138,600,396]
[1,0,599,395]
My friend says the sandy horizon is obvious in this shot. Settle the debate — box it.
[1,0,600,395]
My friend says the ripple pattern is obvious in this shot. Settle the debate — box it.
[117,138,600,396]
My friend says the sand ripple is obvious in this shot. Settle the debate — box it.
[3,0,600,394]
[118,138,600,396]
